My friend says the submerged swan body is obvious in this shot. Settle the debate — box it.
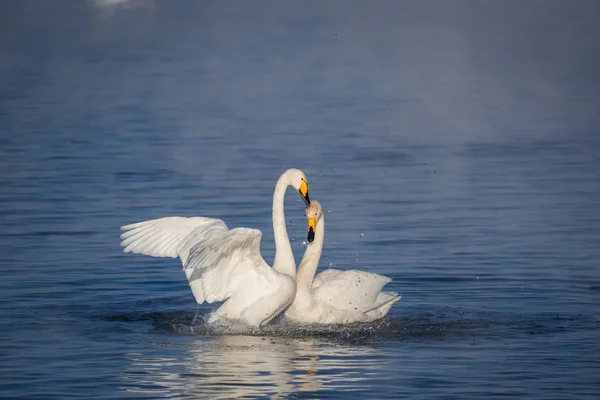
[285,201,400,324]
[120,168,310,327]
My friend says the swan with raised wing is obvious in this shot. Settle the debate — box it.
[120,168,310,327]
[285,200,400,324]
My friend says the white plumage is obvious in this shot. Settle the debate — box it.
[120,217,227,265]
[120,168,310,327]
[285,201,400,324]
[312,269,398,316]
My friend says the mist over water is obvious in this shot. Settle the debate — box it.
[1,1,599,398]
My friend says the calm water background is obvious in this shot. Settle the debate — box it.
[1,0,600,398]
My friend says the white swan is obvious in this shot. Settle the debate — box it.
[285,201,400,324]
[120,168,310,327]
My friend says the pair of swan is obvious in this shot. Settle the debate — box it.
[120,168,399,326]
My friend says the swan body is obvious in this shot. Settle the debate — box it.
[120,168,310,327]
[285,201,400,324]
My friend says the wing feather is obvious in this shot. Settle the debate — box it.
[313,270,393,312]
[312,269,344,290]
[185,228,272,304]
[120,216,228,265]
[121,217,277,310]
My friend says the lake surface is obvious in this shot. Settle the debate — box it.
[1,1,600,399]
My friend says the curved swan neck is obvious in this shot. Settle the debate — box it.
[296,214,325,293]
[272,173,296,277]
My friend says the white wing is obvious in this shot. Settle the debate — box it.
[313,269,394,313]
[312,268,344,290]
[184,227,277,305]
[121,217,293,325]
[120,217,228,265]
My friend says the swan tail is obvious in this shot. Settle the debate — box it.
[365,291,401,319]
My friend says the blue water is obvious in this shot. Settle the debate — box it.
[1,1,600,398]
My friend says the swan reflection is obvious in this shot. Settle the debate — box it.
[121,334,387,398]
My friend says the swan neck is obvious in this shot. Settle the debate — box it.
[272,173,296,277]
[296,215,325,292]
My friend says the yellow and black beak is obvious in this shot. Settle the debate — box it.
[298,178,310,206]
[307,216,316,243]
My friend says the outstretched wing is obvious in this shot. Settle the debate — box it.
[184,227,275,304]
[120,217,228,265]
[313,269,393,313]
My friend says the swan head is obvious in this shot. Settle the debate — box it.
[285,168,310,206]
[305,200,322,243]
